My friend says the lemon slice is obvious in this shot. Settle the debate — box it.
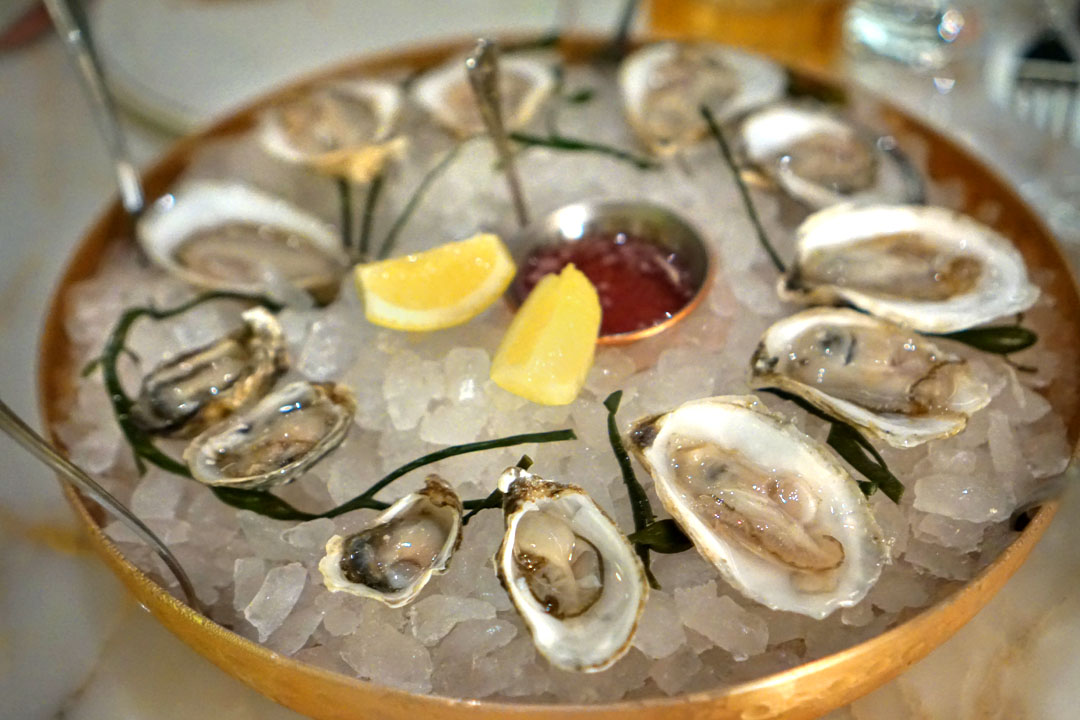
[355,233,515,331]
[491,264,601,405]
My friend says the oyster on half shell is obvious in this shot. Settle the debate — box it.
[137,181,348,304]
[496,466,647,673]
[734,101,923,209]
[183,380,355,490]
[258,79,407,184]
[130,306,288,438]
[781,204,1040,333]
[319,475,463,607]
[752,308,991,448]
[619,41,785,155]
[628,396,888,619]
[412,54,554,137]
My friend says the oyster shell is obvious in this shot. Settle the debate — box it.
[130,307,288,438]
[734,101,923,208]
[496,466,647,672]
[137,181,348,304]
[628,396,888,619]
[183,381,355,490]
[781,204,1041,333]
[319,475,462,607]
[752,308,991,448]
[258,79,407,183]
[619,41,785,155]
[412,54,554,137]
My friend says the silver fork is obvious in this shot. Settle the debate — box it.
[41,0,144,216]
[0,400,203,612]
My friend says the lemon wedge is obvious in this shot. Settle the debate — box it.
[490,264,601,405]
[355,233,515,331]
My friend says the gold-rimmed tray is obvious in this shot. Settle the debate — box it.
[38,35,1080,720]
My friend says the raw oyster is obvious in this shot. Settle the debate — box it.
[258,79,407,183]
[751,308,991,448]
[781,204,1040,333]
[619,41,785,155]
[734,101,923,208]
[412,53,554,137]
[319,475,462,607]
[137,181,348,304]
[628,396,888,619]
[496,465,647,672]
[183,381,355,490]
[130,306,288,438]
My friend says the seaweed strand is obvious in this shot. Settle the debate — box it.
[509,131,658,171]
[603,391,660,589]
[95,291,282,476]
[336,177,353,254]
[700,105,787,275]
[358,172,385,261]
[759,387,904,503]
[377,142,466,260]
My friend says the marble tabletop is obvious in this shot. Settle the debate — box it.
[1,2,1079,718]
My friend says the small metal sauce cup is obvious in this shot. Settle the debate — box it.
[507,201,713,345]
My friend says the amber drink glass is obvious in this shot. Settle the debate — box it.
[648,0,848,72]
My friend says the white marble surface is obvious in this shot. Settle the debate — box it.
[1,2,1079,718]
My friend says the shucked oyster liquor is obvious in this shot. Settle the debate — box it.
[751,308,991,448]
[619,41,785,155]
[781,204,1040,333]
[319,475,463,607]
[629,396,888,619]
[130,307,288,438]
[183,380,356,490]
[496,466,647,672]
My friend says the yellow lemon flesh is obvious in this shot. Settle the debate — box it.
[490,264,601,406]
[355,233,515,331]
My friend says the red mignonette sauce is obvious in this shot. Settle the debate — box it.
[512,230,698,337]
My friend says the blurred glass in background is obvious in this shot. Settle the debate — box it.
[649,0,847,72]
[844,0,970,70]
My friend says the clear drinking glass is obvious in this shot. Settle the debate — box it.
[844,0,971,69]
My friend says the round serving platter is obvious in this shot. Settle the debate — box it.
[37,36,1080,720]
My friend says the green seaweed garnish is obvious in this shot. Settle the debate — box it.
[604,390,661,589]
[935,326,1038,355]
[510,131,659,171]
[760,387,904,503]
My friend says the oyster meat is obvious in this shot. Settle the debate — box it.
[258,79,407,183]
[619,41,785,155]
[752,308,991,448]
[781,204,1040,333]
[137,181,348,304]
[319,475,462,607]
[734,101,923,208]
[412,53,554,137]
[184,380,355,490]
[629,396,888,619]
[131,306,288,438]
[496,466,647,672]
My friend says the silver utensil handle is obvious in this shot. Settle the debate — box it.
[41,0,144,216]
[0,398,202,613]
[466,38,531,228]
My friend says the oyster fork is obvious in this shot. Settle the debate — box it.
[0,399,203,613]
[41,0,144,216]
